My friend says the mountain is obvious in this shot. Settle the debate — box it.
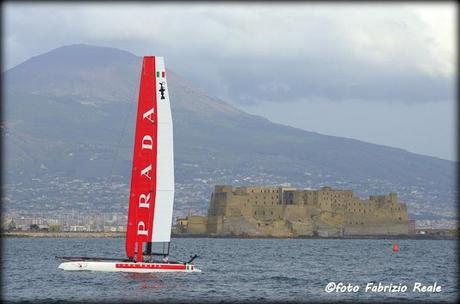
[2,44,456,220]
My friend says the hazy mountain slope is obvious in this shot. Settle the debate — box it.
[3,44,456,219]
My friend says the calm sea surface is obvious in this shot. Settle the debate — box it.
[2,237,458,303]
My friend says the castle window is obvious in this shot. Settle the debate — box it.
[254,211,256,215]
[399,217,402,221]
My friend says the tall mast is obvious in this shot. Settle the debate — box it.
[125,56,174,262]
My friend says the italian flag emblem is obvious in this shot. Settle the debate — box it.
[157,70,165,78]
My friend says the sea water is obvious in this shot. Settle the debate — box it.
[2,237,458,302]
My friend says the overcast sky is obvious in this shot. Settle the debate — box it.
[3,2,457,161]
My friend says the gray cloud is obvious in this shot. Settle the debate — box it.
[4,3,455,106]
[208,59,454,105]
[3,3,456,160]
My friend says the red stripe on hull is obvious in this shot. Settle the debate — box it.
[115,263,186,270]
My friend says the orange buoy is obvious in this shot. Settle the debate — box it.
[392,243,399,252]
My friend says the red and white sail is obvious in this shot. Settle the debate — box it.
[57,56,200,273]
[125,56,174,262]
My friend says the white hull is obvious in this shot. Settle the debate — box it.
[58,261,201,273]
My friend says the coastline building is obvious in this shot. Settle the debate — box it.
[174,215,208,235]
[200,185,409,237]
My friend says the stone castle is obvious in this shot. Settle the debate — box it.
[178,185,409,237]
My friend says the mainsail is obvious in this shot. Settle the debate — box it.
[125,56,174,262]
[57,56,199,273]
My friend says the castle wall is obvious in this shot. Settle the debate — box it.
[344,223,409,235]
[186,216,208,234]
[206,185,409,237]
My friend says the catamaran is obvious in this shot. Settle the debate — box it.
[57,56,200,273]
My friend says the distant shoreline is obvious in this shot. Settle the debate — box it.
[173,233,457,240]
[1,231,456,240]
[1,231,125,238]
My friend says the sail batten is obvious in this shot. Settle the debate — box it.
[125,56,174,261]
